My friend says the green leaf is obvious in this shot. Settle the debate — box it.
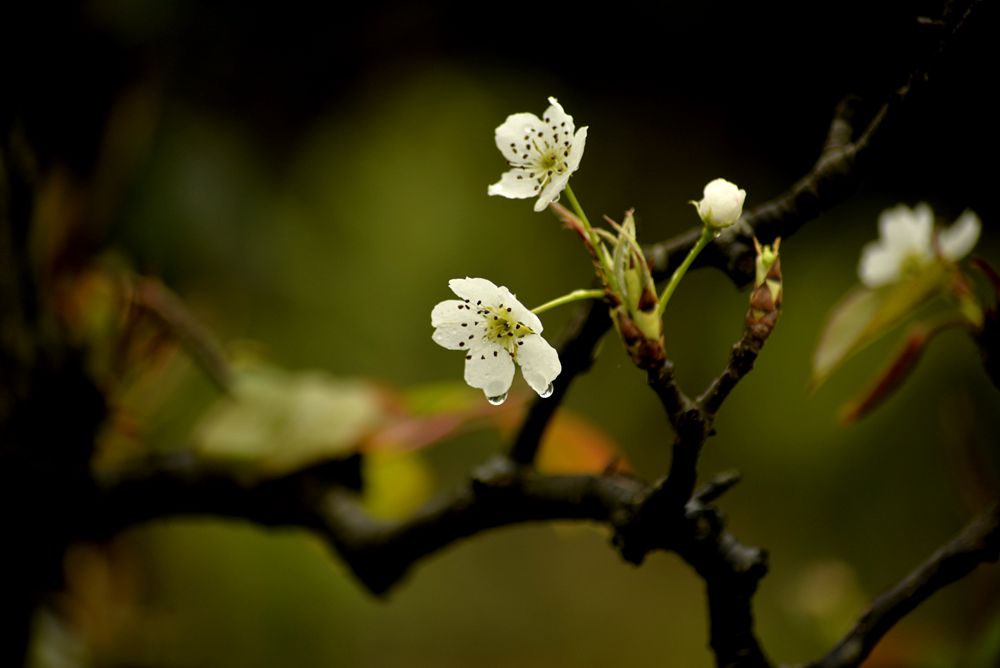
[811,266,947,388]
[194,363,383,477]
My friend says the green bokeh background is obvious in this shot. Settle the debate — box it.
[12,1,1000,666]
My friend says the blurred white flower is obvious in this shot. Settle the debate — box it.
[431,277,561,404]
[488,97,588,212]
[692,178,746,230]
[858,203,981,288]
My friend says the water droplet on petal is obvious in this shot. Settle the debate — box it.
[487,392,508,406]
[540,383,555,398]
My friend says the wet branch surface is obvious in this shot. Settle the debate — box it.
[2,1,994,667]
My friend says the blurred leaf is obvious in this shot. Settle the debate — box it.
[401,381,486,415]
[361,449,434,521]
[366,381,526,453]
[812,265,947,388]
[838,325,939,424]
[194,362,383,477]
[537,412,631,475]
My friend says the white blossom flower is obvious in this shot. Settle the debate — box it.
[858,203,981,288]
[692,178,746,230]
[488,97,588,212]
[431,277,561,404]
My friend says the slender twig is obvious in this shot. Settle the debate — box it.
[698,331,766,417]
[803,503,1000,668]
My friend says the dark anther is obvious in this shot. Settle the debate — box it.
[518,341,523,346]
[476,300,481,305]
[459,342,465,347]
[493,351,498,357]
[468,335,474,340]
[466,355,472,360]
[481,355,485,360]
[461,323,467,327]
[506,307,512,312]
[517,175,523,180]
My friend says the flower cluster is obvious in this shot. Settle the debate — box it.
[858,203,980,288]
[439,98,757,401]
[431,277,561,404]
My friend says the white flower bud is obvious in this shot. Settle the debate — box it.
[692,178,746,230]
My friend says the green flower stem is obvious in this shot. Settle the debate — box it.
[531,289,605,315]
[655,225,716,318]
[564,185,614,276]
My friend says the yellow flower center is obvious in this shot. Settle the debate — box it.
[479,304,534,355]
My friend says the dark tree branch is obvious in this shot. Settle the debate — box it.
[93,448,777,667]
[676,505,771,668]
[804,503,1000,668]
[698,331,766,417]
[93,454,648,595]
[508,301,610,465]
[324,464,647,595]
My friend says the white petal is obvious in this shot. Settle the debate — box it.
[879,204,932,253]
[431,299,476,327]
[697,178,745,229]
[449,277,500,306]
[488,168,540,200]
[543,97,575,138]
[432,322,482,351]
[534,175,567,212]
[464,343,515,399]
[495,112,547,165]
[564,126,588,173]
[938,210,980,261]
[495,285,543,333]
[517,334,561,396]
[858,241,902,288]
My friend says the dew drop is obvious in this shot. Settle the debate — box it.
[540,383,555,398]
[486,392,508,406]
